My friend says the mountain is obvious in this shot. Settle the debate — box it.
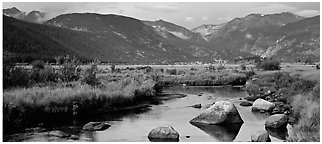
[191,24,226,41]
[3,10,320,64]
[3,7,46,23]
[143,19,207,44]
[192,12,314,61]
[3,13,217,64]
[263,15,320,61]
[3,15,77,63]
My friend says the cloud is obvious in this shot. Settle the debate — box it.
[218,16,234,22]
[154,5,179,10]
[135,4,179,13]
[295,10,320,17]
[185,16,194,22]
[201,16,208,21]
[247,3,297,14]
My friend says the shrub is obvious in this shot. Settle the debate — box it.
[216,64,225,70]
[304,59,315,65]
[31,60,45,70]
[257,59,281,71]
[145,66,153,73]
[240,64,246,70]
[3,65,30,89]
[55,56,65,65]
[190,67,197,71]
[29,66,58,83]
[81,60,100,86]
[111,64,116,72]
[59,55,81,82]
[166,69,177,75]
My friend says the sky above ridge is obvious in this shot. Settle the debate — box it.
[3,2,320,29]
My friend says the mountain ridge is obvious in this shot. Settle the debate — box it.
[3,7,320,63]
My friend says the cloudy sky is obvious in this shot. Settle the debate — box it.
[3,2,320,29]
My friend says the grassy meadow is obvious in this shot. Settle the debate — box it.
[3,56,320,141]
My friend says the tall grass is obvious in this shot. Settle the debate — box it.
[287,84,320,142]
[160,72,247,86]
[3,76,160,133]
[245,72,319,141]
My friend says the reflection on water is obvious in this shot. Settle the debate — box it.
[190,123,243,142]
[79,131,96,141]
[266,127,288,140]
[165,86,247,99]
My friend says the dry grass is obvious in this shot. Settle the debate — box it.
[287,85,320,142]
[3,76,159,132]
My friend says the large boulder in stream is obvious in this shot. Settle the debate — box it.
[82,122,111,131]
[148,126,180,142]
[252,98,275,112]
[265,114,288,129]
[189,100,244,125]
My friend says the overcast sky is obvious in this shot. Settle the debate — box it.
[3,2,320,29]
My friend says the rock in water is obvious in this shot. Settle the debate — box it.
[83,122,111,131]
[240,101,253,106]
[265,114,288,129]
[48,130,70,138]
[251,130,271,142]
[148,126,180,142]
[191,104,202,108]
[252,98,275,111]
[189,100,244,125]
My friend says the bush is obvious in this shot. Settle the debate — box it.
[3,65,30,89]
[59,55,81,82]
[55,56,65,65]
[31,60,45,70]
[30,66,58,83]
[190,67,197,71]
[304,59,315,65]
[111,64,116,72]
[257,59,281,70]
[81,60,100,86]
[240,64,246,70]
[166,69,177,75]
[216,64,225,70]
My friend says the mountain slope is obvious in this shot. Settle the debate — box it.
[263,16,320,61]
[192,12,311,61]
[143,19,207,44]
[4,13,217,64]
[191,24,226,41]
[3,15,77,63]
[3,7,46,23]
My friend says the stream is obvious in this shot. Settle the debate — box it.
[5,86,290,142]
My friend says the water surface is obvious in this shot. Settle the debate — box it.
[7,86,288,142]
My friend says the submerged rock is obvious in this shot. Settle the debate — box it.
[251,130,271,142]
[240,101,253,106]
[48,130,70,138]
[82,122,111,131]
[190,104,202,108]
[265,114,288,129]
[189,100,244,125]
[252,98,275,112]
[147,126,180,142]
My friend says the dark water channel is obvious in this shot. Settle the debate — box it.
[6,86,290,142]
